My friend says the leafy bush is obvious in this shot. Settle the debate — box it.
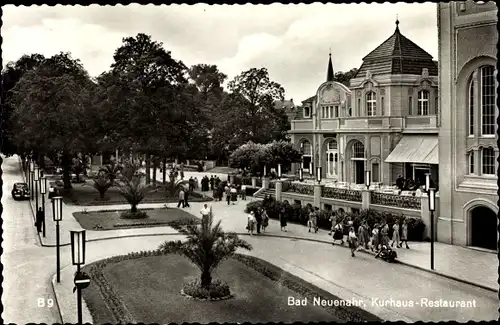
[92,175,112,199]
[182,278,231,300]
[120,210,148,219]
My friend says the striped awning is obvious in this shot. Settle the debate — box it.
[385,136,439,165]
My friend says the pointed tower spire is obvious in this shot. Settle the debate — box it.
[327,50,334,82]
[395,14,400,33]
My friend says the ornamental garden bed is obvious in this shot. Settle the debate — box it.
[51,180,212,206]
[73,208,200,231]
[82,251,380,323]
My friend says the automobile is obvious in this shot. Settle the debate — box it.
[11,182,30,200]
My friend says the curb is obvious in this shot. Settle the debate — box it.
[40,232,184,247]
[50,273,65,323]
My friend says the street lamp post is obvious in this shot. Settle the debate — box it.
[40,176,47,238]
[365,170,371,190]
[309,162,314,177]
[263,165,267,177]
[425,173,431,192]
[30,161,35,200]
[277,163,282,180]
[299,168,304,182]
[428,188,436,270]
[52,196,63,282]
[34,166,40,213]
[71,230,88,324]
[316,166,322,184]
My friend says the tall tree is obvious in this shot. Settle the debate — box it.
[188,64,226,100]
[106,33,189,184]
[227,67,286,143]
[334,68,359,87]
[8,52,96,188]
[1,54,46,157]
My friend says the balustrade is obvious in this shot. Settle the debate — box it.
[322,187,362,202]
[371,192,421,210]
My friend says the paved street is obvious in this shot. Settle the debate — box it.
[2,155,498,323]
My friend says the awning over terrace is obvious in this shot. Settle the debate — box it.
[385,135,439,165]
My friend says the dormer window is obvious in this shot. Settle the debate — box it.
[366,92,377,116]
[303,106,311,118]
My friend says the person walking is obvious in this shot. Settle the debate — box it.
[210,175,214,191]
[184,188,190,208]
[241,184,247,200]
[225,186,231,205]
[348,227,359,257]
[332,222,344,245]
[200,203,210,223]
[381,221,390,247]
[255,208,262,234]
[188,177,195,192]
[328,211,336,236]
[357,223,368,249]
[401,219,410,249]
[35,207,43,233]
[279,206,287,232]
[261,209,269,232]
[391,219,401,248]
[247,211,256,235]
[230,186,238,204]
[177,189,185,208]
[371,223,380,252]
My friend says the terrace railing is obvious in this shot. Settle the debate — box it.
[322,186,362,202]
[371,192,421,210]
[285,182,315,196]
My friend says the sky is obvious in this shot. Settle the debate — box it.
[2,3,438,104]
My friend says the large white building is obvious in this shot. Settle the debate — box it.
[437,1,498,250]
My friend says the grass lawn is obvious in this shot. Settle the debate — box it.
[83,253,380,323]
[73,208,200,230]
[51,180,212,206]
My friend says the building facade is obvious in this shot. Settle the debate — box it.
[289,21,440,188]
[437,1,498,250]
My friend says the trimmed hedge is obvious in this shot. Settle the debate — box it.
[245,201,425,241]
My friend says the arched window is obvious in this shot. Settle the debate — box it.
[482,147,495,175]
[352,141,365,159]
[480,66,496,135]
[301,140,312,171]
[467,151,474,175]
[468,79,474,135]
[366,92,376,116]
[418,90,429,115]
[301,141,312,155]
[328,140,337,150]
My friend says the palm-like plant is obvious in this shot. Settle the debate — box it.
[93,175,112,199]
[99,161,122,185]
[116,161,148,213]
[158,208,252,288]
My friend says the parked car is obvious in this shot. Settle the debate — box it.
[11,183,30,200]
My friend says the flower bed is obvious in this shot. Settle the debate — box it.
[322,187,362,202]
[82,250,380,323]
[371,192,421,210]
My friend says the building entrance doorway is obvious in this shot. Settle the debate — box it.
[470,206,497,251]
[354,160,365,184]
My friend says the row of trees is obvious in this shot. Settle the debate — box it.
[228,140,302,176]
[1,33,291,189]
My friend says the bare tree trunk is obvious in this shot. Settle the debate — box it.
[62,152,72,189]
[201,270,212,288]
[145,153,151,185]
[162,157,167,185]
[152,157,157,186]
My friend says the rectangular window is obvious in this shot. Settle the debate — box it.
[329,106,334,118]
[372,163,380,183]
[324,204,332,211]
[468,152,474,174]
[469,81,474,135]
[366,92,376,116]
[357,98,361,117]
[335,106,339,117]
[408,97,413,115]
[481,66,495,135]
[381,97,384,115]
[418,91,429,115]
[482,148,495,175]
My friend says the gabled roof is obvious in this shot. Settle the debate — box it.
[355,20,438,78]
[302,95,316,104]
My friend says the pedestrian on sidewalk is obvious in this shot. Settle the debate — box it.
[332,222,344,245]
[184,188,190,208]
[225,186,231,205]
[189,177,195,192]
[279,206,287,232]
[177,189,185,208]
[241,184,247,200]
[218,185,224,201]
[371,223,379,252]
[230,186,238,204]
[348,227,359,257]
[210,175,215,191]
[381,221,390,247]
[35,207,43,233]
[194,177,199,190]
[312,207,319,233]
[391,219,401,248]
[328,212,336,236]
[358,222,369,249]
[255,208,262,234]
[247,211,256,235]
[261,209,269,232]
[200,204,210,223]
[401,219,410,249]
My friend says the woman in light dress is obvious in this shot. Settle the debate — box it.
[247,211,256,235]
[391,219,401,248]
